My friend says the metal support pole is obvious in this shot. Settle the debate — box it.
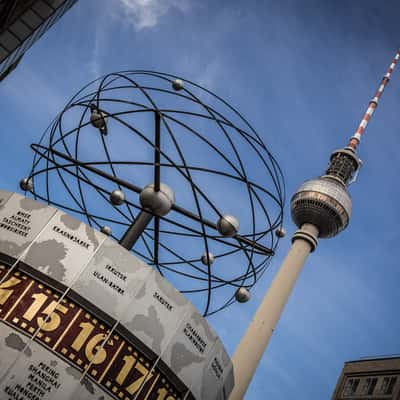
[119,112,161,251]
[119,211,153,250]
[154,111,161,191]
[153,111,161,266]
[229,223,318,399]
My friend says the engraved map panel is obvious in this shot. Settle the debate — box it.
[21,210,105,286]
[196,338,234,400]
[160,305,219,399]
[0,193,57,260]
[121,269,191,357]
[72,238,152,322]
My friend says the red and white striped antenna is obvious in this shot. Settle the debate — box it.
[348,49,400,150]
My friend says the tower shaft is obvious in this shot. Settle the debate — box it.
[229,224,318,400]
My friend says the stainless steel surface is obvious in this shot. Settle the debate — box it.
[216,215,240,238]
[139,182,175,216]
[291,177,352,238]
[109,189,125,206]
[235,287,250,303]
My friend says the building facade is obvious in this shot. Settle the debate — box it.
[0,0,78,81]
[332,356,400,399]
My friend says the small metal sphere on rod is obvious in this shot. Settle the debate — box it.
[201,252,215,266]
[275,227,286,238]
[109,189,125,206]
[90,110,107,129]
[90,103,108,134]
[100,226,112,236]
[235,287,250,303]
[20,177,33,192]
[172,79,184,91]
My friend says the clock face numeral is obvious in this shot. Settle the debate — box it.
[37,300,69,332]
[0,266,184,399]
[22,292,70,331]
[116,354,154,395]
[0,276,22,305]
[23,292,48,321]
[71,321,95,351]
[71,322,107,364]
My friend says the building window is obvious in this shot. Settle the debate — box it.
[9,20,31,42]
[0,30,20,52]
[343,378,360,396]
[360,377,378,395]
[32,1,54,19]
[20,9,43,30]
[379,376,397,395]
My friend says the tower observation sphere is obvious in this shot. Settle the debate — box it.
[291,146,359,238]
[290,176,352,238]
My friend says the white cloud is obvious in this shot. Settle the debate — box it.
[89,26,101,78]
[118,0,191,30]
[197,58,220,89]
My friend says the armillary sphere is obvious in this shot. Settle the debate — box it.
[22,70,285,316]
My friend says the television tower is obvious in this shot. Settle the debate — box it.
[229,48,400,399]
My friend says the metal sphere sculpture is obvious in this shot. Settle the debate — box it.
[26,70,285,316]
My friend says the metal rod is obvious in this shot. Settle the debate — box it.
[119,211,153,250]
[154,111,161,192]
[120,111,162,252]
[154,216,160,266]
[153,111,161,266]
[32,144,274,255]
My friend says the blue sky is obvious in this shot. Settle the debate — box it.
[1,0,400,398]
